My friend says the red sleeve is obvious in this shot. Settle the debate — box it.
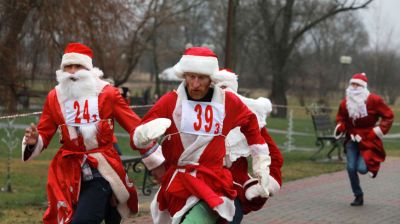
[335,99,347,128]
[261,127,283,185]
[374,95,394,134]
[37,91,58,148]
[130,91,176,154]
[110,86,141,135]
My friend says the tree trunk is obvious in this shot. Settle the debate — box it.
[224,0,239,70]
[269,68,288,118]
[5,86,18,113]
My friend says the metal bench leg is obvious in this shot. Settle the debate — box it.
[311,140,324,161]
[142,168,152,196]
[327,144,337,160]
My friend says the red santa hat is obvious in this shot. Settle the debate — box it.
[60,42,93,70]
[349,73,368,87]
[173,47,219,79]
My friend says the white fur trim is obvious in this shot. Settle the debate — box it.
[142,145,166,170]
[21,135,44,161]
[67,126,78,140]
[172,196,200,224]
[249,144,270,157]
[333,124,344,140]
[90,153,132,218]
[173,55,219,79]
[238,95,271,128]
[225,127,251,163]
[213,70,238,92]
[61,52,93,70]
[173,82,225,166]
[212,196,235,222]
[150,188,172,224]
[349,78,367,87]
[373,126,384,139]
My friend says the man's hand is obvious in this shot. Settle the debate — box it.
[151,164,166,183]
[24,123,39,146]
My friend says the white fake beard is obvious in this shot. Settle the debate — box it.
[56,69,98,100]
[79,124,99,150]
[346,86,370,120]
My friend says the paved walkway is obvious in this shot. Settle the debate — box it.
[125,157,400,223]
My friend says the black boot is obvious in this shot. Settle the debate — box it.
[350,195,364,206]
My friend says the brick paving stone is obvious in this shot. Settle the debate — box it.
[244,157,400,224]
[123,157,400,223]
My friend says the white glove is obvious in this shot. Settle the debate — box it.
[134,118,171,148]
[252,155,271,197]
[245,175,281,200]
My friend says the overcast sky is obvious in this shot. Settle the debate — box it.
[360,0,400,49]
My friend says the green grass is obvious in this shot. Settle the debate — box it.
[1,111,399,223]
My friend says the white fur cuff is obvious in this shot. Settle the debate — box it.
[142,145,165,170]
[373,126,384,139]
[21,135,44,161]
[249,144,270,157]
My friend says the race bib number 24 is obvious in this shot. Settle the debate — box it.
[181,100,224,136]
[65,96,100,126]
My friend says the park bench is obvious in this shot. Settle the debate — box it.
[120,105,154,195]
[310,113,343,161]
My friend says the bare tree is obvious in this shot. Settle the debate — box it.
[250,0,373,117]
[0,0,39,113]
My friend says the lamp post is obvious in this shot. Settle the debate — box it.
[339,55,352,90]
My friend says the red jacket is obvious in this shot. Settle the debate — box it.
[23,85,141,223]
[133,84,269,223]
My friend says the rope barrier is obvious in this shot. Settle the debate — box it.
[1,103,400,120]
[0,105,154,120]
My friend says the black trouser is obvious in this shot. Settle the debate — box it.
[71,177,121,224]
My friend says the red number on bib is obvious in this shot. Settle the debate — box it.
[214,123,220,134]
[204,105,213,132]
[83,100,90,123]
[193,104,202,131]
[74,101,81,124]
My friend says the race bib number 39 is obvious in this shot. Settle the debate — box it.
[181,100,224,136]
[65,96,100,126]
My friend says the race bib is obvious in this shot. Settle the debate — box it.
[181,100,224,136]
[65,96,100,126]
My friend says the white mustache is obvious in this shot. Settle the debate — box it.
[56,69,92,84]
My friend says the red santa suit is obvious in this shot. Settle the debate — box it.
[22,68,140,223]
[133,82,270,223]
[214,69,283,214]
[336,93,393,176]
